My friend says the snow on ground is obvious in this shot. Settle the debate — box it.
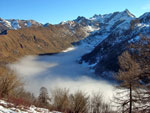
[10,20,21,29]
[0,19,12,28]
[0,100,61,113]
[26,21,32,27]
[137,23,150,28]
[62,47,75,52]
[80,34,109,50]
[84,25,100,32]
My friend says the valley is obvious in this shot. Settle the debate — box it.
[9,46,114,101]
[0,7,150,112]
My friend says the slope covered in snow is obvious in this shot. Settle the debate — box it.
[80,10,150,80]
[71,9,135,53]
[0,99,61,113]
[60,9,135,39]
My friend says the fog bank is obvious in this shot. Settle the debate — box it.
[9,46,115,102]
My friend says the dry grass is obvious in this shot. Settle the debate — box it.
[0,25,86,73]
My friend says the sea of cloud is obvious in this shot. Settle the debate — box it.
[9,46,115,103]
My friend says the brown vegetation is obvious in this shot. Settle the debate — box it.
[90,93,113,113]
[0,66,22,98]
[50,88,115,113]
[130,36,150,112]
[51,88,70,112]
[0,25,86,64]
[69,91,89,113]
[114,36,150,113]
[0,23,91,112]
[114,51,141,113]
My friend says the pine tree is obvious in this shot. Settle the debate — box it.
[38,87,50,107]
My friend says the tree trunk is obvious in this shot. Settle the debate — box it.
[129,83,132,113]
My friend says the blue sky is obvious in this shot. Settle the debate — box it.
[1,0,150,24]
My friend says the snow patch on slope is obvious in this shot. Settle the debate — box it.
[0,100,61,113]
[0,19,12,28]
[10,20,21,29]
[137,23,150,28]
[26,21,32,27]
[80,33,109,51]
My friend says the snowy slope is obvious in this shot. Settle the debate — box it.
[71,9,135,51]
[59,10,137,76]
[9,20,21,29]
[0,99,61,113]
[80,10,150,80]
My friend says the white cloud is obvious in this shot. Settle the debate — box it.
[9,46,115,104]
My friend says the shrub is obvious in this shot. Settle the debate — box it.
[0,67,23,98]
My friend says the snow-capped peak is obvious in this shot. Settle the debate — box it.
[123,9,135,18]
[9,19,21,29]
[0,19,12,28]
[0,18,42,30]
[89,9,135,23]
[107,10,135,24]
[59,9,136,40]
[139,12,150,24]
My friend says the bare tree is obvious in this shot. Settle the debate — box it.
[90,92,114,113]
[69,90,89,113]
[51,88,70,112]
[90,93,103,113]
[50,88,115,113]
[129,36,150,112]
[13,87,37,105]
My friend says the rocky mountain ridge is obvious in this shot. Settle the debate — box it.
[0,18,42,32]
[1,9,150,80]
[80,10,150,80]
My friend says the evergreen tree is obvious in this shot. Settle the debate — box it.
[38,87,50,107]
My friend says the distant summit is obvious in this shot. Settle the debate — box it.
[0,18,42,31]
[124,9,135,18]
[0,9,135,32]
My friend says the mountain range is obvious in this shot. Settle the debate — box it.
[0,9,150,80]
